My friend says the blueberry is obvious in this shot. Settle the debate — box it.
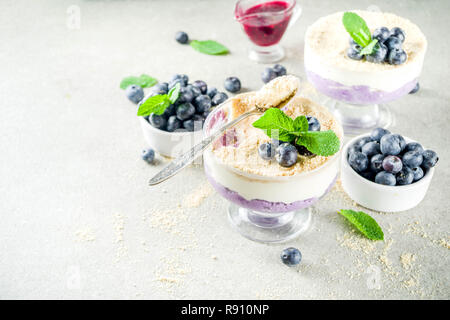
[171,74,189,86]
[149,113,167,130]
[258,142,275,160]
[385,36,402,51]
[370,154,385,172]
[348,152,369,173]
[141,148,155,164]
[366,42,388,63]
[224,77,241,93]
[390,27,405,43]
[370,127,390,142]
[177,87,194,103]
[387,48,407,65]
[354,137,373,149]
[273,64,287,76]
[192,80,207,94]
[275,143,298,167]
[361,141,381,157]
[166,115,182,132]
[380,134,402,155]
[412,166,424,182]
[394,134,406,152]
[382,155,403,174]
[347,46,364,60]
[261,67,277,84]
[373,27,390,43]
[186,84,201,99]
[402,151,423,168]
[409,82,420,94]
[168,78,186,90]
[280,247,302,267]
[306,116,320,131]
[375,171,396,186]
[183,115,203,131]
[175,31,189,44]
[296,144,314,157]
[207,87,218,98]
[194,94,212,113]
[151,82,169,95]
[211,92,228,106]
[348,144,361,155]
[360,170,376,181]
[162,104,176,118]
[404,142,423,154]
[176,102,195,121]
[125,85,144,104]
[396,167,414,185]
[422,150,439,169]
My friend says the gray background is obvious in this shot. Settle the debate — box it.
[1,0,449,299]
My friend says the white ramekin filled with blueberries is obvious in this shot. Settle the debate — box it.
[341,127,438,212]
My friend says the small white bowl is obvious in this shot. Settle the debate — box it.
[341,134,435,212]
[139,117,203,157]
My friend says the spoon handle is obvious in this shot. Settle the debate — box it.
[148,109,259,186]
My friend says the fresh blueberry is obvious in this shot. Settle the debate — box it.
[151,82,169,95]
[412,167,424,182]
[402,151,423,168]
[370,127,390,142]
[261,67,278,84]
[176,102,195,121]
[192,80,207,94]
[182,115,203,132]
[273,64,287,76]
[404,142,423,154]
[170,74,189,86]
[394,134,406,152]
[296,144,314,157]
[354,137,373,149]
[361,141,381,157]
[224,77,241,93]
[387,48,407,65]
[162,104,176,118]
[166,115,182,132]
[375,171,396,186]
[373,27,390,43]
[366,42,388,63]
[390,27,405,43]
[360,170,376,181]
[370,154,385,172]
[149,113,167,130]
[396,166,414,185]
[168,78,186,90]
[385,36,402,51]
[141,148,155,164]
[186,84,201,99]
[211,92,228,106]
[347,46,364,60]
[207,87,218,99]
[280,247,302,267]
[409,82,420,94]
[125,85,144,104]
[422,150,439,169]
[380,134,402,155]
[275,143,298,167]
[306,116,320,131]
[348,152,369,173]
[258,142,275,160]
[194,94,212,113]
[177,87,194,103]
[382,155,403,174]
[183,119,195,131]
[175,31,189,44]
[348,144,361,156]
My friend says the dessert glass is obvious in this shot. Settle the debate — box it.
[203,97,341,243]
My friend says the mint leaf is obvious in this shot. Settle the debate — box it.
[338,209,384,241]
[138,74,157,88]
[252,108,296,142]
[342,12,371,47]
[190,40,229,55]
[168,82,181,104]
[360,39,378,55]
[120,74,157,89]
[295,130,340,156]
[120,76,141,90]
[137,94,170,116]
[293,116,309,132]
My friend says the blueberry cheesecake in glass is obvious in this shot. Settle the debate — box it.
[203,76,343,243]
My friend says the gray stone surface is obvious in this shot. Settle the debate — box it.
[0,0,449,299]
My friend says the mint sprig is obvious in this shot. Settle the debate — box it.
[120,74,157,90]
[190,40,229,55]
[252,109,340,157]
[360,39,378,55]
[137,83,180,117]
[342,12,372,47]
[338,209,384,241]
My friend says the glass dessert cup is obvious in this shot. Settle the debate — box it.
[235,0,302,63]
[203,99,341,243]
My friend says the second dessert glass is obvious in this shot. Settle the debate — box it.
[203,97,341,243]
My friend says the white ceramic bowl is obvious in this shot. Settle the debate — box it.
[139,117,203,157]
[341,134,435,212]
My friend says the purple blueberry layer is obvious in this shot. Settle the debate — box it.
[205,167,338,213]
[306,69,418,105]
